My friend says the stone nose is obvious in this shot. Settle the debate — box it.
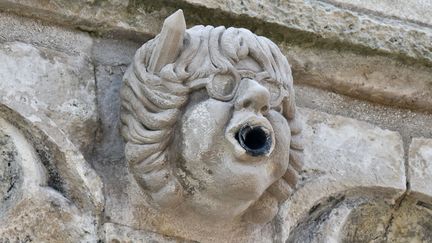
[235,78,271,114]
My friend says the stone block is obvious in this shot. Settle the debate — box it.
[0,115,102,242]
[281,107,406,238]
[409,137,432,197]
[183,0,432,64]
[2,0,431,65]
[0,12,93,56]
[0,0,163,40]
[286,46,432,112]
[0,42,97,157]
[326,0,432,26]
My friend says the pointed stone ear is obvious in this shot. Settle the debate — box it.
[148,9,186,73]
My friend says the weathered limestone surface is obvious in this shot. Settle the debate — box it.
[0,113,103,242]
[104,223,189,243]
[0,102,103,214]
[0,18,103,240]
[0,117,94,241]
[3,0,431,113]
[382,196,432,242]
[3,0,431,63]
[0,12,93,56]
[409,138,432,197]
[182,0,432,64]
[285,46,432,112]
[325,0,432,26]
[0,0,163,40]
[281,107,406,241]
[0,41,97,157]
[294,85,432,143]
[0,1,431,242]
[300,107,406,190]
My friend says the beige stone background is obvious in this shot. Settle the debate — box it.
[0,0,431,242]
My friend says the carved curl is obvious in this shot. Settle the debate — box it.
[120,25,303,209]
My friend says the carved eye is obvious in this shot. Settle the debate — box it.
[261,80,282,106]
[207,74,238,100]
[273,104,283,114]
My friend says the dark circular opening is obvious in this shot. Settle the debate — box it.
[235,125,271,156]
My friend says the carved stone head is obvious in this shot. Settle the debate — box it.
[120,10,303,225]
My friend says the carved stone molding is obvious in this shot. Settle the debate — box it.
[0,103,103,242]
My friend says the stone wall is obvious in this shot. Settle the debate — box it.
[0,1,431,242]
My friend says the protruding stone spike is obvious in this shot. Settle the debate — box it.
[148,9,186,73]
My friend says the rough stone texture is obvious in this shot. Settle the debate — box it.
[0,12,93,56]
[0,100,104,210]
[295,195,432,243]
[4,0,431,65]
[0,127,20,214]
[0,1,431,242]
[0,0,164,40]
[91,38,140,66]
[294,85,432,147]
[409,138,432,197]
[0,41,97,157]
[2,0,432,113]
[288,196,391,242]
[325,0,432,26]
[182,0,432,64]
[285,45,432,112]
[281,107,406,240]
[104,223,188,243]
[382,196,432,242]
[0,115,103,242]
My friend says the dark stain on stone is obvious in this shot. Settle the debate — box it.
[35,147,66,195]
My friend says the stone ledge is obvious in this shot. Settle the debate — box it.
[0,0,164,41]
[0,11,93,56]
[2,0,431,66]
[294,84,432,143]
[0,41,97,157]
[323,0,432,27]
[285,45,432,112]
[2,0,431,114]
[181,0,432,65]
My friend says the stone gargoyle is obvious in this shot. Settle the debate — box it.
[120,10,303,225]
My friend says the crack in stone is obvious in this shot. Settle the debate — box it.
[382,190,409,241]
[382,133,411,242]
[89,60,108,243]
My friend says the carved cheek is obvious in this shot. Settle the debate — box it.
[180,98,232,165]
[267,110,291,180]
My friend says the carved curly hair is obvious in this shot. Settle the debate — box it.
[120,25,303,210]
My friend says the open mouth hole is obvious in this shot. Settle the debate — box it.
[235,125,272,156]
